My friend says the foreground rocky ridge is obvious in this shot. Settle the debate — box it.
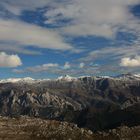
[0,116,93,140]
[0,116,139,140]
[0,74,140,131]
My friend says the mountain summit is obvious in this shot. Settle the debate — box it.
[57,75,77,81]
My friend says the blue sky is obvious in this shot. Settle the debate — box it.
[0,0,140,79]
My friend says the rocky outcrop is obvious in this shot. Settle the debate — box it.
[0,116,139,140]
[0,116,94,140]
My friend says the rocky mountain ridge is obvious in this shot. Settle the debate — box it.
[0,74,140,131]
[1,73,140,83]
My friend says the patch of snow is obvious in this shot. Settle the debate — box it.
[0,77,35,83]
[57,75,77,81]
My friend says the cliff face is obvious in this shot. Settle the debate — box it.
[0,75,140,131]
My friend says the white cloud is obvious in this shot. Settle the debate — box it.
[26,63,59,73]
[120,56,140,67]
[44,0,140,38]
[80,45,140,63]
[0,19,73,51]
[64,62,71,69]
[13,62,101,76]
[12,69,24,73]
[1,0,140,38]
[79,62,85,68]
[78,44,140,74]
[0,43,42,55]
[1,0,52,15]
[0,52,22,67]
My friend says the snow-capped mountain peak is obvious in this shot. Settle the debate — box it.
[1,73,140,84]
[57,75,77,81]
[115,73,140,80]
[0,77,35,83]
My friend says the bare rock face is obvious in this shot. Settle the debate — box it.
[0,75,140,131]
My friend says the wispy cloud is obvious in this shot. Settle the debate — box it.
[27,63,59,73]
[0,19,74,53]
[13,63,59,73]
[80,45,140,63]
[77,42,140,74]
[13,62,100,76]
[0,43,42,55]
[1,0,140,38]
[44,0,140,38]
[1,0,52,15]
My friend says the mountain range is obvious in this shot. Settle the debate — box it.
[0,73,140,133]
